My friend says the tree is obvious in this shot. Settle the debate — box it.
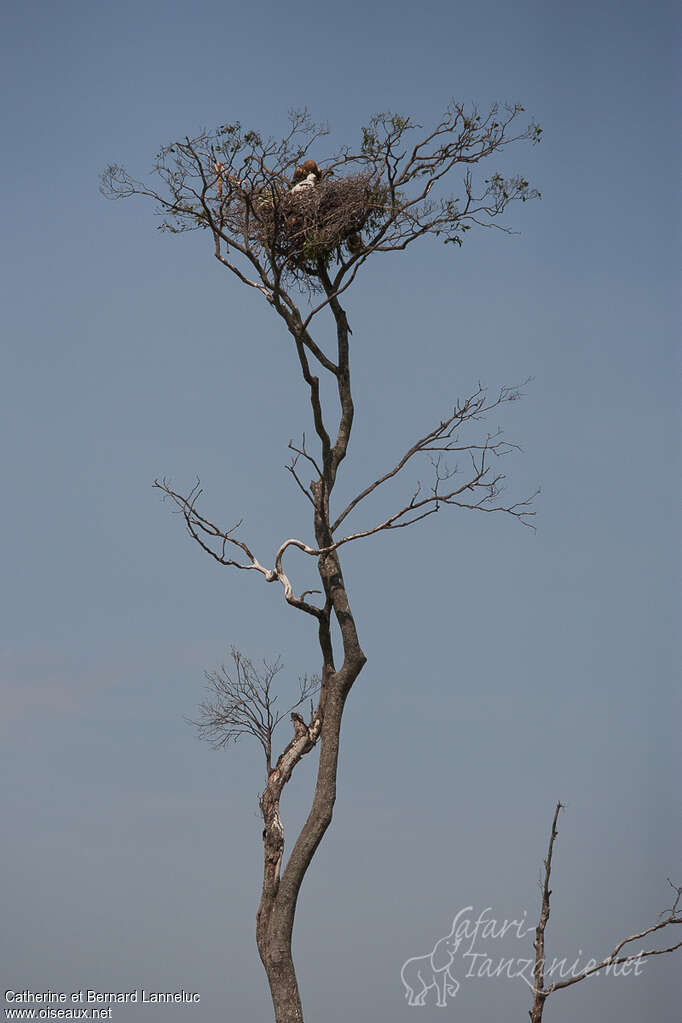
[529,804,682,1022]
[102,102,543,1023]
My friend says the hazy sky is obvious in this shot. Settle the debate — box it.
[2,0,680,1020]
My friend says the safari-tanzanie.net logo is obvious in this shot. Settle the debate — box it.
[400,905,645,1008]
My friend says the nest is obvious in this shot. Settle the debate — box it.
[255,173,381,267]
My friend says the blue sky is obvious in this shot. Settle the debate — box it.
[2,0,680,1020]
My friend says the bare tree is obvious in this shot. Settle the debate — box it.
[102,102,542,1023]
[529,803,682,1022]
[192,648,319,775]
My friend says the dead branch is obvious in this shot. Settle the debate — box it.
[153,384,535,617]
[332,383,531,532]
[529,804,682,1022]
[153,478,324,619]
[530,801,563,1021]
[191,648,319,774]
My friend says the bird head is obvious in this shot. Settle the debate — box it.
[301,159,321,178]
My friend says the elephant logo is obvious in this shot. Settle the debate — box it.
[401,912,466,1007]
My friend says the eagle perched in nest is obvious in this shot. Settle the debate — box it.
[246,156,376,272]
[290,159,322,193]
[288,160,364,255]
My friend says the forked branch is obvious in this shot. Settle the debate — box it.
[529,803,682,1022]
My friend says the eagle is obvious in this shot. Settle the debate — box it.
[291,712,309,738]
[291,159,322,192]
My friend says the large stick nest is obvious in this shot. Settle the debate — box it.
[254,173,384,267]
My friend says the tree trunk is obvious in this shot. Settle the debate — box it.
[256,675,363,1023]
[262,952,304,1023]
[255,286,365,1023]
[529,993,546,1023]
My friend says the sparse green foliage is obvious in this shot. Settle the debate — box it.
[101,102,541,299]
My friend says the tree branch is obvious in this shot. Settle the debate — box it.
[154,478,325,619]
[529,806,682,1023]
[191,647,319,775]
[332,383,528,532]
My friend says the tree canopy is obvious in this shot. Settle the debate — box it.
[102,103,541,300]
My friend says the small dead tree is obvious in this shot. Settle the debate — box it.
[530,803,682,1022]
[192,648,319,775]
[102,102,542,1023]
